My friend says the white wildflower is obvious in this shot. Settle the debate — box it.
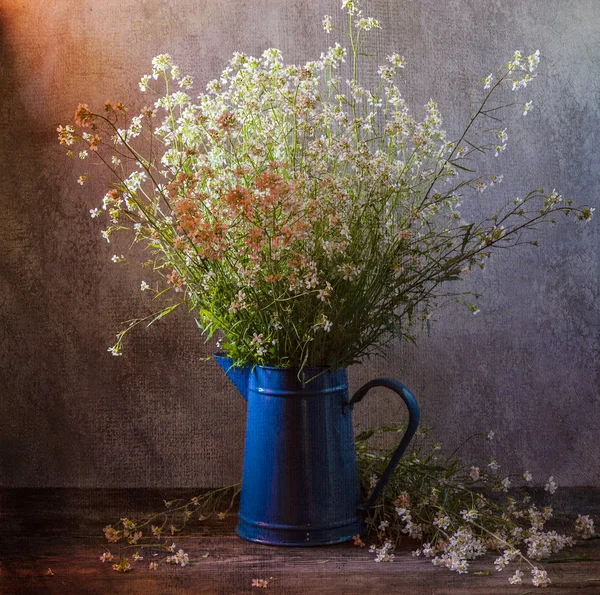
[151,54,172,78]
[387,53,406,68]
[531,566,550,587]
[179,76,193,89]
[544,476,557,495]
[433,515,450,530]
[139,75,151,92]
[494,555,508,571]
[166,549,189,567]
[527,49,540,72]
[508,569,523,584]
[370,540,395,562]
[575,514,595,539]
[460,509,478,522]
[355,17,381,31]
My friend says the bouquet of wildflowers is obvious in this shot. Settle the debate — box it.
[58,0,592,369]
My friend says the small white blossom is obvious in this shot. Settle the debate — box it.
[151,54,172,79]
[370,540,395,562]
[433,515,451,530]
[179,76,193,89]
[575,514,595,539]
[140,281,150,291]
[355,16,381,31]
[508,569,523,584]
[527,49,540,72]
[531,566,550,587]
[387,53,406,68]
[544,476,557,495]
[494,555,508,571]
[139,75,151,92]
[166,549,189,567]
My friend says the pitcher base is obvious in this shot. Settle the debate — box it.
[235,516,367,546]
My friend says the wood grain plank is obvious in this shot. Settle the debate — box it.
[1,490,599,594]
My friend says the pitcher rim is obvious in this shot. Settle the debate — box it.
[214,352,346,373]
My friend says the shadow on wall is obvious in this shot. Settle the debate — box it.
[0,6,232,488]
[0,9,97,486]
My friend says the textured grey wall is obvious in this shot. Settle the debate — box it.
[0,0,598,488]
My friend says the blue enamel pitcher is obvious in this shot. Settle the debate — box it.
[216,355,420,546]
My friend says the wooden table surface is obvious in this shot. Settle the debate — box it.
[1,489,599,594]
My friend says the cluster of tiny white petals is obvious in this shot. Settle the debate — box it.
[369,540,395,562]
[575,514,595,539]
[165,548,190,567]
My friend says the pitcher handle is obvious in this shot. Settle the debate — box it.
[350,378,420,511]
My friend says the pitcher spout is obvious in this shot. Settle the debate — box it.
[215,353,250,401]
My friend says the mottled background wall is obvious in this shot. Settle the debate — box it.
[0,0,598,488]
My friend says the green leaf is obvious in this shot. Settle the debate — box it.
[355,429,376,442]
[147,304,180,326]
[450,162,475,172]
